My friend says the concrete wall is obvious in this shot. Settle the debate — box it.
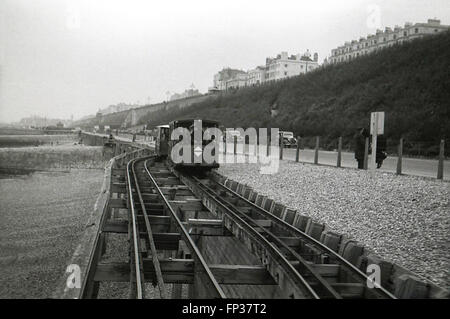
[123,94,211,126]
[75,94,214,129]
[0,132,150,173]
[79,132,108,146]
[79,132,152,154]
[0,146,106,171]
[0,128,45,135]
[0,134,77,148]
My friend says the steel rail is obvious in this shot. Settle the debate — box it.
[212,175,397,299]
[126,158,144,299]
[192,176,342,299]
[143,159,226,299]
[176,171,321,299]
[131,158,168,298]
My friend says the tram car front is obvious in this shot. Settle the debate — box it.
[167,119,220,170]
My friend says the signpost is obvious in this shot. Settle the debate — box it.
[370,112,385,171]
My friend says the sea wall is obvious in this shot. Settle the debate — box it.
[0,145,106,172]
[0,134,77,148]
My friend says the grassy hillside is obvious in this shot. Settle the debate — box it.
[140,31,450,153]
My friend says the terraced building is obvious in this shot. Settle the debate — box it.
[329,19,449,64]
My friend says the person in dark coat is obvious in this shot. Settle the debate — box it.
[376,134,387,168]
[354,128,369,169]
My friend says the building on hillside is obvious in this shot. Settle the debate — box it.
[329,19,450,64]
[225,72,249,90]
[170,84,201,101]
[265,50,319,82]
[211,67,247,91]
[210,50,319,91]
[247,66,267,86]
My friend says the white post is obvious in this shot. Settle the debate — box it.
[370,112,385,171]
[371,112,378,171]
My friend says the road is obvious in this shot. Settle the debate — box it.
[270,147,448,180]
[283,148,449,180]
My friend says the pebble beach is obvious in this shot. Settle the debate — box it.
[0,169,104,298]
[218,160,450,289]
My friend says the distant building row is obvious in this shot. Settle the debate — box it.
[327,19,449,64]
[211,50,319,92]
[18,115,72,128]
[170,85,201,101]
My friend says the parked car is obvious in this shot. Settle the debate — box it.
[280,131,294,139]
[282,137,298,148]
[279,131,297,148]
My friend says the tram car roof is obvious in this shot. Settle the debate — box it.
[170,119,220,126]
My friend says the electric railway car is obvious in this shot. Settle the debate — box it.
[155,119,220,170]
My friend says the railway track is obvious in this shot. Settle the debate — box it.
[185,173,396,299]
[85,155,396,299]
[126,157,224,299]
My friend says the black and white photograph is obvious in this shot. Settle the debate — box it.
[0,0,449,307]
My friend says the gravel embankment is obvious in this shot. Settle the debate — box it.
[0,169,104,298]
[218,161,450,289]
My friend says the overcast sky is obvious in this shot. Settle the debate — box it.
[1,0,449,122]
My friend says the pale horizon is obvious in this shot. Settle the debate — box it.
[1,0,449,122]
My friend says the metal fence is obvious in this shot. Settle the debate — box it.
[299,136,448,158]
[223,134,447,180]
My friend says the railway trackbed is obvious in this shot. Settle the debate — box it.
[77,155,396,299]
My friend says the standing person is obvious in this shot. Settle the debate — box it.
[354,128,369,169]
[376,134,387,168]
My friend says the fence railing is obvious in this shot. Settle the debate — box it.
[221,135,447,180]
[298,136,449,158]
